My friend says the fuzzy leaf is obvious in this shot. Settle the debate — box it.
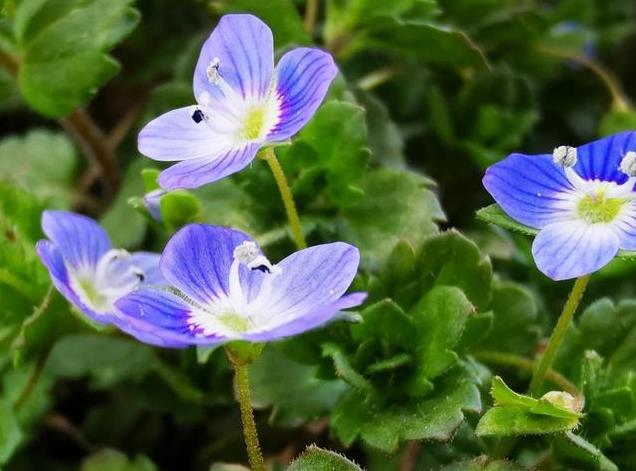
[288,446,363,471]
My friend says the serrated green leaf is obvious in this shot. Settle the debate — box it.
[440,456,526,471]
[322,343,374,392]
[0,399,22,465]
[476,204,538,236]
[331,371,481,452]
[553,432,619,471]
[476,405,579,436]
[80,449,157,471]
[249,346,346,427]
[411,286,473,379]
[288,446,363,471]
[15,0,139,116]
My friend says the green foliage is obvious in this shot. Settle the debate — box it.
[288,446,363,471]
[80,449,157,471]
[6,0,139,116]
[440,456,525,471]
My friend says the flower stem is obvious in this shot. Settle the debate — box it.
[529,275,590,397]
[260,147,307,249]
[304,0,319,35]
[230,359,266,471]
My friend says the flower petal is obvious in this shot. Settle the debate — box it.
[532,221,619,280]
[130,252,165,286]
[138,106,233,162]
[36,240,112,324]
[157,143,260,190]
[160,224,251,305]
[483,153,577,229]
[574,131,636,184]
[193,14,273,101]
[267,48,338,141]
[114,288,226,347]
[249,242,360,326]
[41,210,110,270]
[611,201,636,250]
[243,292,366,342]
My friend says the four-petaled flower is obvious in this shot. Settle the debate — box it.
[114,224,366,347]
[138,14,338,190]
[484,131,636,280]
[36,211,164,325]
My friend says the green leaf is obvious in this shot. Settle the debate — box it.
[159,190,203,232]
[215,0,309,48]
[476,204,538,236]
[331,370,481,452]
[0,130,77,207]
[249,346,347,426]
[0,399,22,465]
[80,449,157,471]
[341,168,444,267]
[14,0,140,116]
[46,334,157,388]
[553,432,619,471]
[209,465,250,471]
[411,286,474,379]
[288,446,363,471]
[600,108,636,136]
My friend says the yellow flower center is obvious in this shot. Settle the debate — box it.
[217,311,249,333]
[77,278,108,311]
[239,107,267,141]
[577,191,625,224]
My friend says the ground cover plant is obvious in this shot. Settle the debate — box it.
[2,0,636,470]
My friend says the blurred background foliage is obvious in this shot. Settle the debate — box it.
[1,0,636,469]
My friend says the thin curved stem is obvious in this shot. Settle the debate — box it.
[229,358,266,471]
[537,45,630,112]
[474,350,580,398]
[529,275,590,397]
[260,147,307,249]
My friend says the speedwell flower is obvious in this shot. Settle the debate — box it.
[114,224,365,347]
[483,131,636,280]
[138,14,338,190]
[36,211,164,324]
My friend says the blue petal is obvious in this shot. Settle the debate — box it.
[160,224,251,306]
[114,288,226,347]
[130,252,165,286]
[158,143,260,190]
[267,48,338,141]
[574,131,636,184]
[611,200,636,250]
[36,240,112,324]
[41,210,111,270]
[243,292,366,342]
[193,14,273,101]
[532,221,619,280]
[483,153,576,229]
[138,106,223,162]
[249,242,360,324]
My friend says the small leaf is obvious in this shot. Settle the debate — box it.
[0,399,22,465]
[80,449,157,471]
[159,190,202,232]
[288,445,363,471]
[553,432,619,471]
[440,456,526,471]
[476,204,538,236]
[476,405,579,436]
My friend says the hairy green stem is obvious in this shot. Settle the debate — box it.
[260,147,307,249]
[529,275,590,397]
[229,357,266,471]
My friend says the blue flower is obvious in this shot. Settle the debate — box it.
[114,224,365,347]
[36,211,164,325]
[138,14,338,190]
[483,131,636,280]
[143,189,165,222]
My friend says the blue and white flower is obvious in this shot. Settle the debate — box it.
[483,131,636,280]
[114,224,365,347]
[36,211,164,325]
[138,14,338,190]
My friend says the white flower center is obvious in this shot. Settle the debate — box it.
[194,58,280,145]
[70,249,145,313]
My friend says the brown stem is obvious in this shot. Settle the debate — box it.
[399,441,422,471]
[304,0,319,35]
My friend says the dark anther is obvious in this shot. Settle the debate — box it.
[192,109,205,123]
[135,271,146,282]
[252,265,271,273]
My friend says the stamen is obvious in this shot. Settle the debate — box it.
[191,108,206,123]
[620,151,636,177]
[233,241,281,275]
[553,145,577,168]
[206,57,221,84]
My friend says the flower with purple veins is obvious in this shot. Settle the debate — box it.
[36,210,164,325]
[138,14,338,190]
[144,189,165,222]
[483,131,636,280]
[114,224,366,347]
